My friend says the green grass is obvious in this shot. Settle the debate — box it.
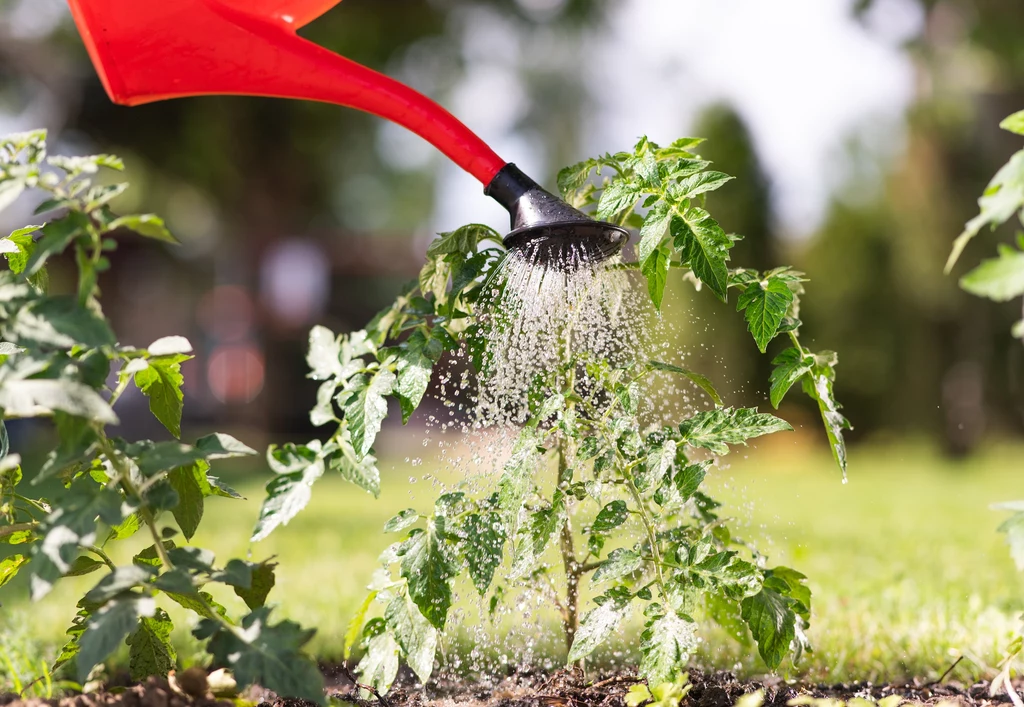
[2,440,1022,688]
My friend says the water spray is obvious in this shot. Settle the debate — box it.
[66,0,629,267]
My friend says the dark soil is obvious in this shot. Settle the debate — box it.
[0,668,1015,707]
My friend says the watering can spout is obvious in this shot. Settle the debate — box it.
[66,0,628,264]
[66,0,507,184]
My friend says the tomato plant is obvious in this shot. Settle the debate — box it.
[0,131,324,703]
[256,136,849,694]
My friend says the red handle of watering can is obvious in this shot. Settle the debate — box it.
[65,0,508,185]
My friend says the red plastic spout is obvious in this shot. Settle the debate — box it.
[65,0,508,185]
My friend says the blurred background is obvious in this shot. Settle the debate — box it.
[1,0,1022,455]
[4,0,1024,684]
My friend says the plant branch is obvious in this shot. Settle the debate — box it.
[0,521,37,539]
[83,545,117,571]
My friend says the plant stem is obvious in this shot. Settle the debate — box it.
[624,476,668,599]
[0,521,37,539]
[83,545,117,571]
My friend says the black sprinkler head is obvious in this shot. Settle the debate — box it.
[484,163,629,266]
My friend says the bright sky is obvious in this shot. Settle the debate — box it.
[435,0,924,241]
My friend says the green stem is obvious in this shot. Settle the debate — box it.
[624,476,669,599]
[83,545,117,571]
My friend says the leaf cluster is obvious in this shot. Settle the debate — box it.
[0,131,324,703]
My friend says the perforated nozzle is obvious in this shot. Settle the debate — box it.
[485,163,629,266]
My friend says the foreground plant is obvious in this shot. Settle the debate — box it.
[259,136,848,693]
[0,131,324,702]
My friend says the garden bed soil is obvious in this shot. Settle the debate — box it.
[0,668,1015,707]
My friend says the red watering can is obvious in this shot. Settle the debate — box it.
[66,0,628,265]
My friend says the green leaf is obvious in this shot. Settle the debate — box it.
[640,612,697,687]
[641,239,673,311]
[384,590,437,683]
[678,407,792,456]
[394,330,438,423]
[84,564,155,605]
[400,519,456,630]
[8,296,116,349]
[251,443,326,542]
[596,179,643,221]
[195,432,257,459]
[23,212,88,277]
[800,351,851,476]
[133,355,190,438]
[736,277,795,353]
[344,591,377,660]
[343,367,396,457]
[674,460,710,500]
[959,248,1024,301]
[768,348,813,409]
[567,599,629,663]
[1001,110,1024,136]
[306,325,342,380]
[674,170,733,200]
[77,595,156,681]
[592,500,629,533]
[426,224,499,257]
[108,214,177,244]
[331,433,381,497]
[672,209,731,301]
[647,361,722,406]
[126,609,176,681]
[37,412,100,480]
[234,561,277,610]
[636,440,676,493]
[0,553,28,588]
[510,498,564,580]
[356,621,400,695]
[0,180,24,215]
[384,509,420,534]
[463,512,505,594]
[28,483,123,600]
[497,428,541,533]
[947,149,1024,272]
[3,225,40,275]
[741,585,797,670]
[592,548,643,584]
[167,463,205,541]
[202,607,324,704]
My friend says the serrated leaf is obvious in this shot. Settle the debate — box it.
[510,499,564,580]
[109,214,177,244]
[195,432,257,459]
[306,326,342,380]
[202,607,324,704]
[0,553,28,587]
[638,202,671,264]
[167,463,205,540]
[384,591,437,683]
[736,277,795,353]
[947,149,1024,272]
[8,296,116,349]
[343,368,396,458]
[674,170,733,200]
[331,433,381,497]
[674,460,710,500]
[384,509,420,533]
[800,352,851,476]
[567,599,629,663]
[345,592,377,660]
[741,585,796,670]
[641,239,673,311]
[400,519,456,630]
[23,212,88,277]
[84,564,156,606]
[29,483,123,600]
[678,407,792,456]
[127,609,176,681]
[463,511,504,594]
[394,331,436,423]
[133,354,189,438]
[251,448,325,542]
[640,612,697,687]
[427,224,498,258]
[769,348,813,409]
[672,210,731,301]
[960,249,1024,301]
[592,548,643,584]
[77,595,156,681]
[636,439,676,493]
[235,561,277,610]
[596,179,643,221]
[497,427,541,533]
[356,624,400,695]
[3,226,39,275]
[592,500,629,533]
[647,360,722,406]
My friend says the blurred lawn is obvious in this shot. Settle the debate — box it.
[2,440,1023,686]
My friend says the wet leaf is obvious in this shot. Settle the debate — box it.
[592,500,629,533]
[640,611,696,687]
[344,591,377,660]
[77,595,156,681]
[769,348,813,409]
[356,621,400,695]
[343,368,396,458]
[127,609,176,681]
[800,351,851,476]
[463,512,505,594]
[741,583,796,670]
[641,239,673,311]
[736,276,795,353]
[567,599,629,663]
[251,444,326,542]
[384,590,437,683]
[400,519,456,630]
[592,548,643,584]
[331,433,381,497]
[672,209,731,301]
[648,361,722,406]
[678,407,791,456]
